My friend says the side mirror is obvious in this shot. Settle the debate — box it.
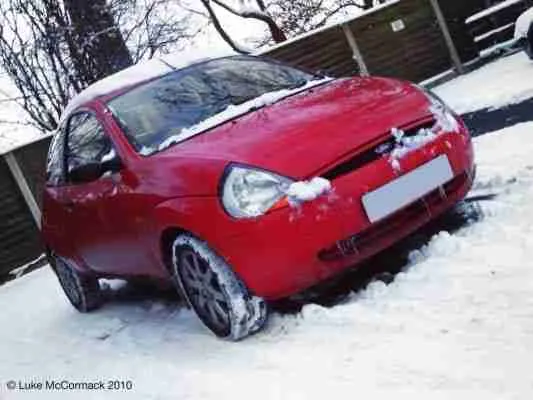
[69,156,122,184]
[69,163,103,183]
[101,155,122,174]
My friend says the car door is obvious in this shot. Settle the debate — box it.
[63,111,150,276]
[42,126,80,263]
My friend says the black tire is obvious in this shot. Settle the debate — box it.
[49,252,102,312]
[171,234,267,340]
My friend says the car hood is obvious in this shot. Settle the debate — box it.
[156,77,432,179]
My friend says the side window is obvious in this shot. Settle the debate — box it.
[65,112,113,180]
[46,128,67,186]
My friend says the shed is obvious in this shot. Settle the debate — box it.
[0,135,51,276]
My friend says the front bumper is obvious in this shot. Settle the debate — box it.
[215,129,475,300]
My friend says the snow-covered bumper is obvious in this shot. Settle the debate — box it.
[214,123,474,301]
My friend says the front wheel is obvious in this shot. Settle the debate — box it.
[171,235,267,340]
[49,252,102,312]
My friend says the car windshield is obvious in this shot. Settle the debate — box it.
[107,56,321,155]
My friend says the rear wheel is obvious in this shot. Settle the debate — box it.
[171,234,267,340]
[49,252,102,312]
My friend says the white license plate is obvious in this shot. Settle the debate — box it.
[362,155,454,223]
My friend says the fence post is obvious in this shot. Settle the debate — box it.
[342,23,369,76]
[3,152,42,229]
[428,0,465,74]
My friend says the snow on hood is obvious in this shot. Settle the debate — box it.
[514,7,533,39]
[388,103,460,172]
[60,48,235,122]
[155,77,333,153]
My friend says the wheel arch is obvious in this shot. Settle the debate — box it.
[152,196,228,276]
[159,226,187,274]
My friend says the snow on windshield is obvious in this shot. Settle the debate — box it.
[156,77,332,153]
[106,57,331,156]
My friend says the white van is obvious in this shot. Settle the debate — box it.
[515,7,533,59]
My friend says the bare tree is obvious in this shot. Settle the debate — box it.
[198,0,286,53]
[112,0,200,62]
[267,0,387,39]
[196,0,388,51]
[0,0,79,131]
[0,0,195,132]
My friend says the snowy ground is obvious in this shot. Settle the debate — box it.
[434,51,533,114]
[2,54,533,400]
[2,122,533,400]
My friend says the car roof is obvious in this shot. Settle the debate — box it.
[60,48,235,122]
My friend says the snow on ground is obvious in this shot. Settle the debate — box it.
[434,52,533,114]
[2,122,533,400]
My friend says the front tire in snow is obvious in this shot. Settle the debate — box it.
[171,235,267,340]
[49,252,102,312]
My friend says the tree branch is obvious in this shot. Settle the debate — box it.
[211,0,287,42]
[200,0,251,53]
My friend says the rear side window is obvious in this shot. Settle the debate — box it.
[65,112,112,178]
[46,129,66,186]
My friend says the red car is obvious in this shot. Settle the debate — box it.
[42,55,474,340]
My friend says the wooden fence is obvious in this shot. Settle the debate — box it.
[0,137,50,277]
[261,0,531,82]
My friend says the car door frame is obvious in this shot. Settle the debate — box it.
[63,103,160,278]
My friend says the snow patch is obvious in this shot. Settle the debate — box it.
[387,104,457,171]
[286,177,332,206]
[389,127,438,171]
[61,59,173,121]
[430,103,460,133]
[434,52,533,114]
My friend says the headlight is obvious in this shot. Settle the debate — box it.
[221,165,293,219]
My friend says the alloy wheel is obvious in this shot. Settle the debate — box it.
[178,249,232,336]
